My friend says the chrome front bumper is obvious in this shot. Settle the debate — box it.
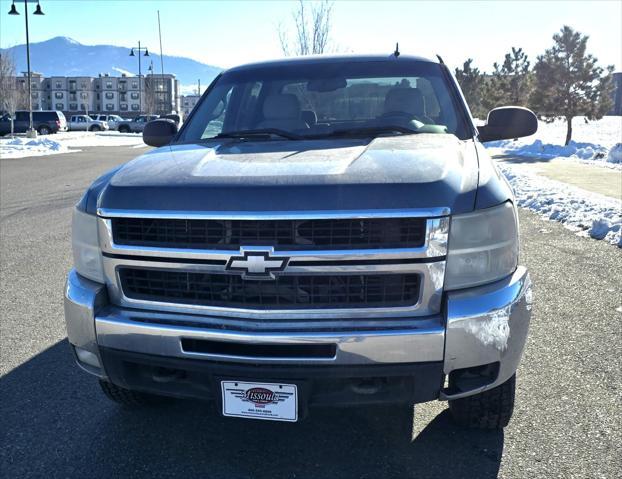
[64,267,532,398]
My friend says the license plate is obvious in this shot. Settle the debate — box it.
[221,381,298,422]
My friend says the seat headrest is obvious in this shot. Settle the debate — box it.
[263,94,301,120]
[301,110,317,126]
[384,88,425,116]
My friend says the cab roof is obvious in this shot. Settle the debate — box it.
[225,54,441,74]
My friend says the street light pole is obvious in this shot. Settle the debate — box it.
[129,42,149,116]
[23,0,33,135]
[8,0,44,138]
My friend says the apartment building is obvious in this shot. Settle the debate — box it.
[180,94,201,118]
[10,72,180,117]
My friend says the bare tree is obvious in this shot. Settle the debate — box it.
[0,53,22,136]
[144,75,157,115]
[279,0,334,56]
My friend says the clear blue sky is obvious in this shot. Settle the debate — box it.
[1,0,620,72]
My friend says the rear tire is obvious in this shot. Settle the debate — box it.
[38,125,51,135]
[99,380,170,408]
[448,373,516,429]
[119,125,130,133]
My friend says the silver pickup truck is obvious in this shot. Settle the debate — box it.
[68,115,109,132]
[65,54,536,429]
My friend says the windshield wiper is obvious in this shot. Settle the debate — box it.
[214,128,303,140]
[310,125,419,139]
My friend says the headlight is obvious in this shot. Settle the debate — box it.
[445,202,518,290]
[72,208,105,283]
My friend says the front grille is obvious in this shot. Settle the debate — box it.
[119,268,421,309]
[112,217,426,250]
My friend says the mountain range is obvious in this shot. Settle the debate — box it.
[1,36,221,88]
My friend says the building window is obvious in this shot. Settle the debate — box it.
[80,82,87,89]
[105,92,114,100]
[32,92,39,99]
[105,103,114,111]
[119,93,127,102]
[119,81,126,91]
[106,81,113,89]
[80,92,88,100]
[55,103,64,110]
[69,93,77,101]
[131,81,138,89]
[120,103,128,111]
[55,81,62,88]
[55,92,64,99]
[69,103,78,110]
[131,103,139,111]
[130,92,139,100]
[69,81,76,90]
[31,82,38,90]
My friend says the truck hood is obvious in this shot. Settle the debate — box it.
[98,134,479,214]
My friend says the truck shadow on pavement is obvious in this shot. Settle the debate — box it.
[1,340,504,479]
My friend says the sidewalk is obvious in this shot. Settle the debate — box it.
[494,155,621,200]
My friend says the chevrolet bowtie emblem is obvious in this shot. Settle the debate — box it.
[225,248,289,280]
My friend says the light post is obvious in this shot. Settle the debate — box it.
[129,42,149,116]
[8,0,44,138]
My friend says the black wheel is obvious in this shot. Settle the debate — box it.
[99,380,170,408]
[38,125,51,135]
[448,374,516,429]
[89,125,101,132]
[119,125,130,133]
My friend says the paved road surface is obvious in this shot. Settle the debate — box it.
[1,147,620,478]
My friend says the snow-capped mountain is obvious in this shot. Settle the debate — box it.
[1,36,221,86]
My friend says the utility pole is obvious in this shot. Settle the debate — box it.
[198,79,201,96]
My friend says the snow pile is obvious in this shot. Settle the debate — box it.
[498,163,621,246]
[0,136,71,159]
[1,131,145,159]
[486,116,622,168]
[607,143,622,164]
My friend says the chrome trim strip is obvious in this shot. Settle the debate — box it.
[97,207,451,220]
[98,217,449,260]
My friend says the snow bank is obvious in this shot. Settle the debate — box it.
[498,163,621,247]
[0,131,145,159]
[0,136,72,159]
[486,116,622,168]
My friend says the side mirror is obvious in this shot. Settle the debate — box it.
[143,119,178,147]
[477,106,537,143]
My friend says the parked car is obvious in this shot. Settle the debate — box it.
[65,54,537,429]
[116,115,159,133]
[91,114,125,131]
[68,115,109,132]
[0,110,67,136]
[161,113,183,129]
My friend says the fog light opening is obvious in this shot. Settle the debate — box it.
[75,347,101,369]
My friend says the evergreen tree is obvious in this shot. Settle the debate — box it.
[454,59,485,118]
[530,26,614,145]
[483,47,532,110]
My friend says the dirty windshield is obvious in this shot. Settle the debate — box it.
[178,59,470,142]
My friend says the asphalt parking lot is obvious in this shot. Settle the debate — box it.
[1,146,620,478]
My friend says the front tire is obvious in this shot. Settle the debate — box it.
[38,125,51,135]
[448,374,516,429]
[118,125,130,133]
[89,125,101,132]
[99,380,170,408]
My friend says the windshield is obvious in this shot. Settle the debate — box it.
[177,60,470,142]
